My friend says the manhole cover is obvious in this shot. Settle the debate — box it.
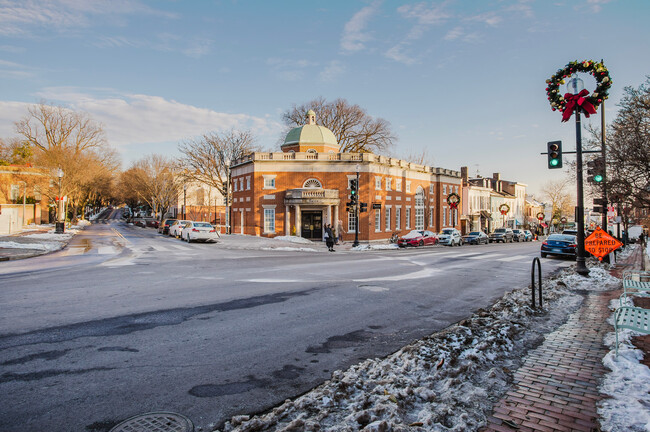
[109,412,194,432]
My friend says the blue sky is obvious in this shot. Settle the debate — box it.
[1,0,649,197]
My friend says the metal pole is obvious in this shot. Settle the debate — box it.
[353,169,360,247]
[575,109,590,276]
[183,185,186,220]
[600,100,608,232]
[22,181,26,226]
[226,166,230,234]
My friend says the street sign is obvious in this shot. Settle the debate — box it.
[584,227,622,261]
[372,203,381,209]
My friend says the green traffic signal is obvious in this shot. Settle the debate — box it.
[550,158,559,167]
[547,141,562,169]
[593,174,603,183]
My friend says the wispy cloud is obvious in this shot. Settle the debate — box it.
[319,60,345,82]
[0,88,281,149]
[340,2,381,52]
[466,11,502,27]
[0,59,38,79]
[444,26,464,41]
[384,2,450,64]
[0,0,175,36]
[586,0,613,13]
[266,58,318,81]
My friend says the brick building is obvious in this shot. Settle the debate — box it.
[229,111,461,242]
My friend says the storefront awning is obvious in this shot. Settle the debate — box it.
[480,210,492,220]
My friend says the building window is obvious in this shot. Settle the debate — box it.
[396,179,402,191]
[429,184,434,194]
[443,206,447,226]
[10,184,20,201]
[454,185,459,193]
[395,207,401,231]
[406,207,411,229]
[375,209,381,232]
[429,208,433,227]
[239,178,243,191]
[246,177,251,190]
[453,208,458,226]
[375,177,381,190]
[264,208,275,233]
[386,178,392,191]
[443,185,447,195]
[415,189,424,230]
[263,175,276,189]
[303,179,322,188]
[406,181,411,193]
[233,180,237,192]
[348,212,357,233]
[385,207,391,231]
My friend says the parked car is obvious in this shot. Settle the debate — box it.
[489,228,514,243]
[169,220,190,238]
[146,219,159,228]
[181,221,220,243]
[540,234,577,259]
[462,231,488,245]
[397,230,438,247]
[523,230,534,241]
[158,219,177,234]
[438,228,463,246]
[512,229,525,242]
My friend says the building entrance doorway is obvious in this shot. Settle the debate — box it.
[301,211,322,240]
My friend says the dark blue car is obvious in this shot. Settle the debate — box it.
[541,234,577,259]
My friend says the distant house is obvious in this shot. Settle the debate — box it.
[0,165,52,232]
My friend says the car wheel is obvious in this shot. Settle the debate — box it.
[541,252,547,258]
[418,240,424,246]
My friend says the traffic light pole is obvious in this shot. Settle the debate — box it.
[353,169,360,248]
[574,110,590,276]
[600,100,608,234]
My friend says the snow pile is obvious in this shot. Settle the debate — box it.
[262,247,318,252]
[0,241,61,251]
[598,293,650,432]
[273,236,315,245]
[216,268,592,432]
[352,243,399,251]
[560,266,621,291]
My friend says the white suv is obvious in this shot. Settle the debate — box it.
[438,228,463,246]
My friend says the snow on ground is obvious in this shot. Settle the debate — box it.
[597,243,650,432]
[215,261,638,432]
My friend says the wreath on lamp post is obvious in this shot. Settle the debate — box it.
[499,203,510,215]
[545,60,611,122]
[447,192,460,209]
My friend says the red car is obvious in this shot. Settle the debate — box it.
[397,230,438,247]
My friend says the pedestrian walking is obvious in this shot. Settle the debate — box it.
[337,219,343,244]
[325,224,335,252]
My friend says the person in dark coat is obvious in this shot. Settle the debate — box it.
[325,224,335,251]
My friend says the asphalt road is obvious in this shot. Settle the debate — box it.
[0,214,573,432]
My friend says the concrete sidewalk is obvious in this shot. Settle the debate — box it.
[0,226,70,261]
[481,245,648,432]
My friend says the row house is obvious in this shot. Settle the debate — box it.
[0,165,51,233]
[461,168,527,233]
[229,111,461,241]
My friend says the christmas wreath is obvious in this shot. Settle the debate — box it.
[499,203,510,215]
[545,60,611,122]
[447,192,460,209]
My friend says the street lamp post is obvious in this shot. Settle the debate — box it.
[568,77,590,276]
[56,168,65,234]
[183,184,187,220]
[225,158,231,235]
[353,163,360,248]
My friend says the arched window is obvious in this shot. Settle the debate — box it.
[303,179,322,188]
[307,149,317,153]
[415,187,425,230]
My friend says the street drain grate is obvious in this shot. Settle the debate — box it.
[109,412,193,432]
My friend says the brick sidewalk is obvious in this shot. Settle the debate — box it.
[481,245,646,432]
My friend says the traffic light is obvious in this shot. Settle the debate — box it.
[349,179,358,203]
[359,202,368,213]
[345,202,354,213]
[587,157,605,184]
[547,141,562,169]
[592,198,607,214]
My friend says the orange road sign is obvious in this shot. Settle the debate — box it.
[584,227,622,261]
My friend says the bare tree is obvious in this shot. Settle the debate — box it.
[14,102,119,221]
[0,137,33,165]
[177,129,258,200]
[124,155,183,221]
[282,97,396,153]
[542,179,575,228]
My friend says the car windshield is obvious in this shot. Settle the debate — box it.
[402,230,423,239]
[194,223,212,228]
[440,229,455,235]
[494,229,506,233]
[468,232,481,236]
[548,234,576,242]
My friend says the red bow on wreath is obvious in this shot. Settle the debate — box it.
[562,89,597,122]
[449,202,458,210]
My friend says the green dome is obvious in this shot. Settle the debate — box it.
[283,124,338,147]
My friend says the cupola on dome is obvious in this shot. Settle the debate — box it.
[281,110,339,153]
